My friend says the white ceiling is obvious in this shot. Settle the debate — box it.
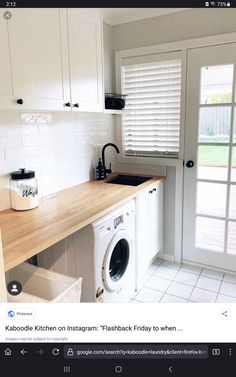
[98,8,190,25]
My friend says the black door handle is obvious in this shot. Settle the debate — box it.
[64,102,71,107]
[16,99,23,105]
[73,103,79,108]
[186,160,194,168]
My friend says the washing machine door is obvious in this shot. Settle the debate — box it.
[102,230,131,292]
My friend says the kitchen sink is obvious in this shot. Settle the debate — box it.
[106,175,152,186]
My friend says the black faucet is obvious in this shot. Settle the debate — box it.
[102,143,120,178]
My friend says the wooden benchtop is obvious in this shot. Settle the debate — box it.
[0,174,164,272]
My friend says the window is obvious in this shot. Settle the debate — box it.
[121,52,182,158]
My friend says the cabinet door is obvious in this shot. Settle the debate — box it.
[155,183,163,255]
[67,9,103,112]
[136,190,150,289]
[0,9,21,109]
[11,9,70,111]
[149,183,163,260]
[148,187,156,260]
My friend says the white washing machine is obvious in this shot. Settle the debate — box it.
[75,200,135,303]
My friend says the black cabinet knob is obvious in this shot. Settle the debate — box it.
[186,160,194,168]
[16,99,23,105]
[149,190,153,194]
[153,188,157,191]
[73,103,79,108]
[64,102,71,107]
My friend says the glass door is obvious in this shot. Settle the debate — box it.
[183,43,236,272]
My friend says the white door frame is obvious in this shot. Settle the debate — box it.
[183,43,236,271]
[115,31,236,264]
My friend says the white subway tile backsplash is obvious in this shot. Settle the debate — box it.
[24,146,41,157]
[38,124,52,134]
[0,149,5,161]
[0,158,25,175]
[77,143,94,158]
[38,134,53,145]
[23,135,39,147]
[5,147,25,161]
[0,125,22,136]
[0,111,115,210]
[0,138,5,148]
[22,124,38,135]
[25,153,55,167]
[2,135,23,148]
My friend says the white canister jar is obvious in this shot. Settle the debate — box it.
[10,168,39,211]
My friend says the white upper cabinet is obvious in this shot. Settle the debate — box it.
[15,9,70,111]
[0,8,103,112]
[0,9,20,109]
[67,9,103,112]
[0,13,13,98]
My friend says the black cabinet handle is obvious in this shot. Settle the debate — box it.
[73,103,79,108]
[16,99,23,105]
[149,190,153,194]
[64,102,71,107]
[153,188,157,191]
[186,160,194,168]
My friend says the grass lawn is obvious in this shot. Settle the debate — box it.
[199,146,236,167]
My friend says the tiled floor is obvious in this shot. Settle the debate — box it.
[130,259,236,303]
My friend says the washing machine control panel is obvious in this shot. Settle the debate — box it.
[114,214,124,229]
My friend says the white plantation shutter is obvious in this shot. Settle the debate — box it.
[121,53,182,158]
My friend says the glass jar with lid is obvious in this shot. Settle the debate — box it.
[10,168,39,211]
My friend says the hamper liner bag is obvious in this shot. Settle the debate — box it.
[7,262,82,303]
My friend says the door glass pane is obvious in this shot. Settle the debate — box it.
[233,107,236,142]
[228,222,236,255]
[229,185,236,219]
[200,65,233,104]
[231,147,236,182]
[195,217,225,252]
[199,107,231,142]
[197,182,227,217]
[197,145,229,181]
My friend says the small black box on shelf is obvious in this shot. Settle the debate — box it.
[105,93,127,110]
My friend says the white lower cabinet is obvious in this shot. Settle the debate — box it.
[136,182,163,289]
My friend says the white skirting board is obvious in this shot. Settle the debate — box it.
[162,254,175,262]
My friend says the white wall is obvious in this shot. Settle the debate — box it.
[112,8,236,257]
[0,111,115,211]
[113,8,236,50]
[103,22,115,93]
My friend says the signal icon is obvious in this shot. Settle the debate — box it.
[210,1,216,5]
